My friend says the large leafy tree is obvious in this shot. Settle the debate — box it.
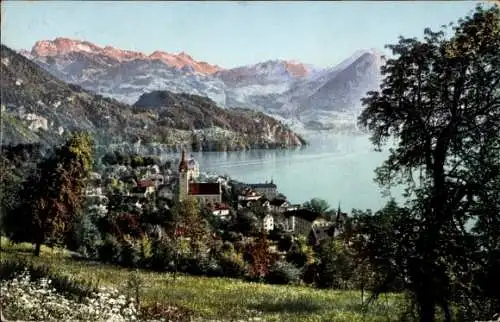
[358,5,499,321]
[302,198,331,214]
[5,132,94,256]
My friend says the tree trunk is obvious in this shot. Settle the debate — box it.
[419,296,436,322]
[441,301,452,322]
[34,242,41,257]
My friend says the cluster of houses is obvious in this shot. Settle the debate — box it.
[84,149,342,244]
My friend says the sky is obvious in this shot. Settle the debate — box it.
[1,1,489,68]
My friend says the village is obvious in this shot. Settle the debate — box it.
[85,149,342,246]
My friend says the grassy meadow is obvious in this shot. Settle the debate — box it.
[0,237,405,322]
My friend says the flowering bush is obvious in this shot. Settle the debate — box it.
[1,269,137,321]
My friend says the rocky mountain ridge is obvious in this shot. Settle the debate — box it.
[22,38,384,131]
[1,44,306,152]
[27,37,222,74]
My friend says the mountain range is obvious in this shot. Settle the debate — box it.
[21,38,384,131]
[1,44,306,152]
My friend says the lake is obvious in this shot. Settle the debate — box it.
[173,133,402,212]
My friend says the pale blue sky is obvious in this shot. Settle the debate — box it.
[1,1,486,68]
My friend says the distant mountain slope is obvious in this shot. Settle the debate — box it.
[133,91,307,148]
[0,44,305,152]
[22,38,384,131]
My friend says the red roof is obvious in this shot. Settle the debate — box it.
[137,180,154,188]
[213,202,230,210]
[189,182,220,195]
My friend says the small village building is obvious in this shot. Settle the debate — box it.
[233,181,278,199]
[148,173,165,188]
[85,186,103,197]
[247,182,277,199]
[269,197,289,213]
[131,180,155,198]
[188,182,222,204]
[263,214,275,232]
[89,172,102,181]
[283,208,327,236]
[88,203,108,216]
[210,203,231,218]
[187,157,200,179]
[178,150,222,204]
[238,188,263,201]
[309,223,335,245]
[86,172,104,197]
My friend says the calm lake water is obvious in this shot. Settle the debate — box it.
[173,133,402,212]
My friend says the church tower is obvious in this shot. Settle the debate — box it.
[178,149,189,201]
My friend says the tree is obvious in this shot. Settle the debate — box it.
[302,198,330,214]
[244,233,277,280]
[6,132,94,256]
[166,197,211,275]
[231,209,262,236]
[358,5,500,321]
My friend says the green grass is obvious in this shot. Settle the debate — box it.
[0,237,406,321]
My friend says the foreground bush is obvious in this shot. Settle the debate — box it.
[0,270,137,321]
[266,260,301,285]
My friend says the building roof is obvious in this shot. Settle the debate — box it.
[178,149,188,172]
[137,180,154,188]
[249,183,277,189]
[235,182,277,190]
[284,208,323,222]
[211,202,230,210]
[270,198,287,207]
[241,188,262,197]
[189,182,220,195]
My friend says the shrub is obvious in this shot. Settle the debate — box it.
[219,252,248,278]
[183,256,221,276]
[139,235,153,267]
[98,234,122,263]
[71,213,102,259]
[286,236,315,268]
[203,257,223,277]
[131,156,144,168]
[266,261,301,285]
[0,270,137,321]
[316,239,355,289]
[121,235,141,267]
[150,238,169,271]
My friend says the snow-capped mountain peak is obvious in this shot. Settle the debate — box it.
[30,37,222,74]
[24,38,384,131]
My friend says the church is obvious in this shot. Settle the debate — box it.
[177,149,222,204]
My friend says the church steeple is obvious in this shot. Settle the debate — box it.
[179,149,188,172]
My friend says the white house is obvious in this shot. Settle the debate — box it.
[263,214,275,232]
[238,188,263,201]
[211,203,231,218]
